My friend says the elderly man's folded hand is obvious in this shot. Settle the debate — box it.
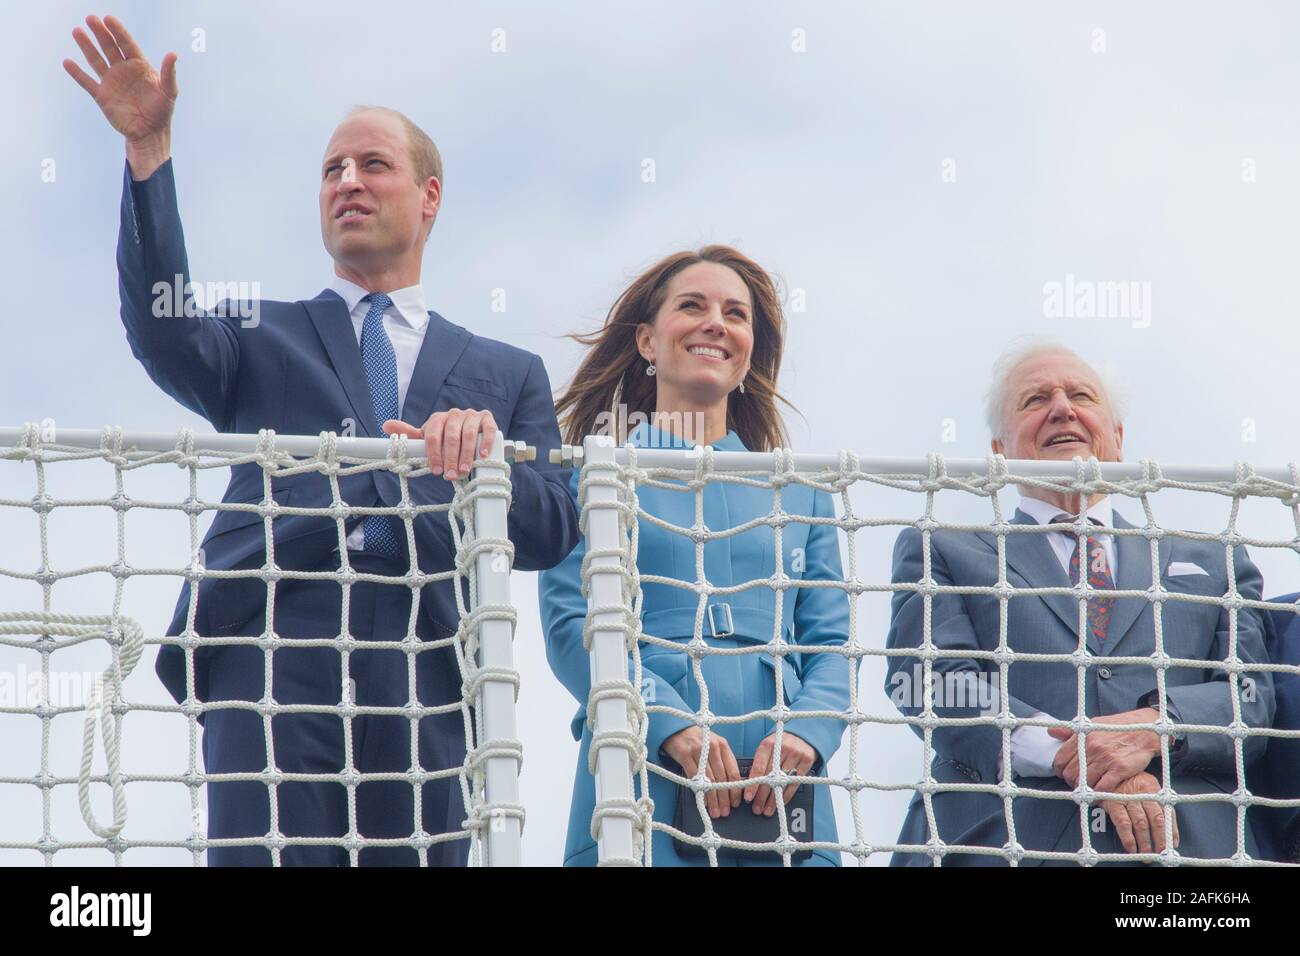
[1049,707,1162,792]
[1097,770,1179,855]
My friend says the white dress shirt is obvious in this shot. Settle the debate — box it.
[1002,493,1117,778]
[327,276,430,552]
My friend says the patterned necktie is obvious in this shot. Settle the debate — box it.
[360,293,402,557]
[1054,514,1115,640]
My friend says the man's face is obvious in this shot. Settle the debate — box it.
[992,350,1124,463]
[319,112,440,273]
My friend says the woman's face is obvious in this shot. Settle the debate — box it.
[636,262,755,407]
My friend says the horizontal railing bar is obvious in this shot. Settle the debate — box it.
[550,442,1299,485]
[0,425,535,463]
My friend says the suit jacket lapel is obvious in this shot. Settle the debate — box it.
[399,310,471,426]
[302,297,474,439]
[978,509,1090,649]
[304,289,378,437]
[1104,511,1174,654]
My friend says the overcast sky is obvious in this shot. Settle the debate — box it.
[4,0,1299,866]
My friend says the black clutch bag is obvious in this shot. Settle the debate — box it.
[671,757,815,863]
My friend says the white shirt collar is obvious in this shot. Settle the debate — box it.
[1017,493,1115,530]
[328,275,429,331]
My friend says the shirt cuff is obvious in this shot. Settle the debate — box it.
[997,710,1061,779]
[1011,724,1061,778]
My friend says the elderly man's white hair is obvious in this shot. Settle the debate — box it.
[984,336,1129,441]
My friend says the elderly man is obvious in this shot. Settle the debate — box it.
[885,338,1274,865]
[64,16,579,865]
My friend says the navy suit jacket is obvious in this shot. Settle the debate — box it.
[1255,593,1300,861]
[885,507,1275,864]
[117,160,579,711]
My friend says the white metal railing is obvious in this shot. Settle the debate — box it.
[558,435,1300,866]
[0,423,529,866]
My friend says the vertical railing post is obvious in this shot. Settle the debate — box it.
[583,435,639,864]
[472,432,522,866]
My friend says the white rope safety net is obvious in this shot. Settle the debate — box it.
[0,422,524,866]
[568,436,1300,867]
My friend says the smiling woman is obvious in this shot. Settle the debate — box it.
[541,246,852,866]
[555,245,795,451]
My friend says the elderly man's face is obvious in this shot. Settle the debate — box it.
[319,111,439,274]
[992,351,1124,463]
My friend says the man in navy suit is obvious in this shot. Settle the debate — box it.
[884,340,1274,864]
[65,15,578,865]
[1255,594,1300,861]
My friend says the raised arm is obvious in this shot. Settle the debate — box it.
[67,15,241,429]
[64,14,176,180]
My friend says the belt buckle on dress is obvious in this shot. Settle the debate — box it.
[708,603,734,638]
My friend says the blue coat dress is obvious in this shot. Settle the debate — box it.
[538,424,851,865]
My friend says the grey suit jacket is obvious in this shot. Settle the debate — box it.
[884,506,1275,865]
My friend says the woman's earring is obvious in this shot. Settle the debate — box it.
[645,362,656,377]
[738,379,746,394]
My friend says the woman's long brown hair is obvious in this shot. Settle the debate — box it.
[556,246,794,452]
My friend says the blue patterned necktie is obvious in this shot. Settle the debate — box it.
[1054,514,1115,640]
[360,293,402,557]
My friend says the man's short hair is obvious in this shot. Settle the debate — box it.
[984,335,1128,440]
[344,104,443,189]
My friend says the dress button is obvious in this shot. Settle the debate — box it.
[1098,667,1113,680]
